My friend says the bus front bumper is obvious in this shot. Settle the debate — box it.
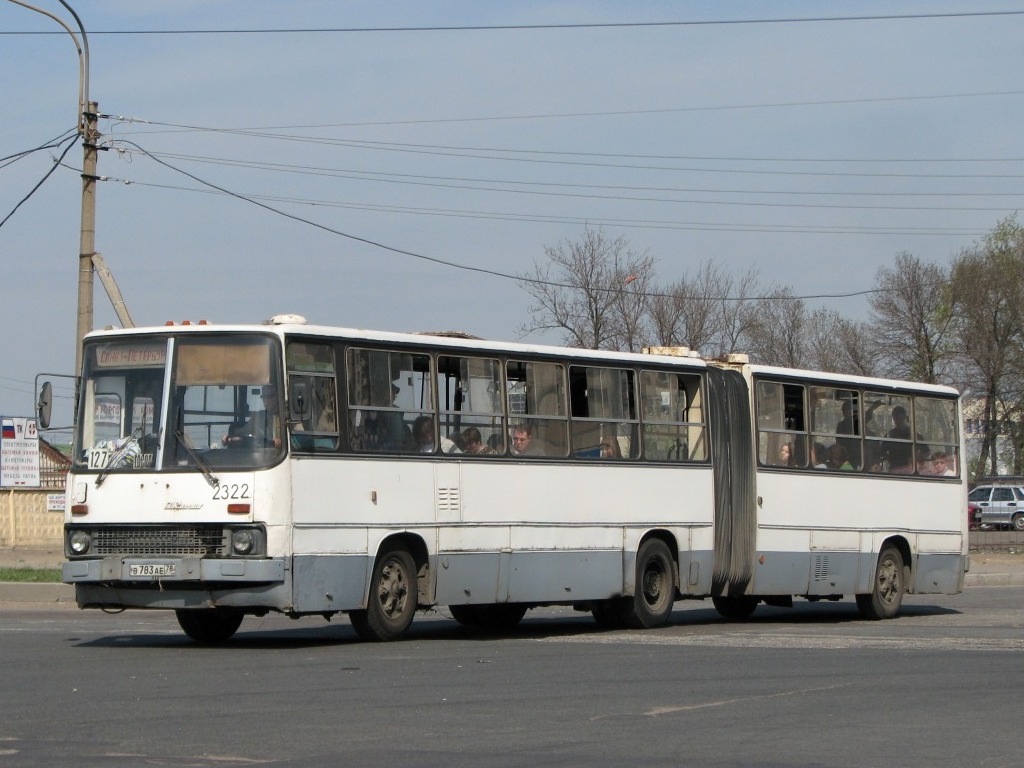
[62,556,286,584]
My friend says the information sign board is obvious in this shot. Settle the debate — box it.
[1,417,41,487]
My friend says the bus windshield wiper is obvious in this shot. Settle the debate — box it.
[173,429,220,488]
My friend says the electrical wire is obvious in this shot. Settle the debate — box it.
[0,136,79,230]
[117,139,893,303]
[0,128,77,168]
[118,148,1024,205]
[4,10,1024,35]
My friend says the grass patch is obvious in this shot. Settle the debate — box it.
[0,567,62,583]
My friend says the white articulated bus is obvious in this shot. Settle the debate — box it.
[57,315,967,643]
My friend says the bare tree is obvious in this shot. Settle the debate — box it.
[647,261,734,355]
[519,228,655,350]
[745,288,806,367]
[608,268,655,352]
[716,267,762,356]
[868,252,953,384]
[803,308,879,375]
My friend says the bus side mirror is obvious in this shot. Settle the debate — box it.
[289,379,311,421]
[37,381,52,429]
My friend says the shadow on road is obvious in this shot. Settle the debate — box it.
[68,597,961,650]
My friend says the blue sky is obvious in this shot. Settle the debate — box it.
[2,1,1023,429]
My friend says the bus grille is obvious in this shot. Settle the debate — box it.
[91,526,227,556]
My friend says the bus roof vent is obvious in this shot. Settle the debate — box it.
[265,314,307,326]
[726,352,749,364]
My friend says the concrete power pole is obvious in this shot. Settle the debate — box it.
[74,100,98,388]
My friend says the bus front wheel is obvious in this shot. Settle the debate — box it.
[856,546,905,620]
[175,607,244,643]
[621,538,676,628]
[349,546,417,641]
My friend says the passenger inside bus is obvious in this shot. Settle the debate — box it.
[826,443,854,471]
[462,426,496,455]
[511,423,544,457]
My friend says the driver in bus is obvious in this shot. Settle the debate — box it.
[223,384,283,449]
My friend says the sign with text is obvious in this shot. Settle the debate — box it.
[1,417,40,487]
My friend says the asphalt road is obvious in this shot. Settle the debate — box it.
[2,587,1023,768]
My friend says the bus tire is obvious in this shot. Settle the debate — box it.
[856,545,905,620]
[349,546,417,641]
[175,607,244,644]
[712,595,759,621]
[448,604,483,628]
[621,538,676,629]
[449,604,527,631]
[591,599,628,629]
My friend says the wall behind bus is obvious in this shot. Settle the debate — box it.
[0,489,63,548]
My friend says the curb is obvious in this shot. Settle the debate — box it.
[966,573,1024,587]
[0,582,76,604]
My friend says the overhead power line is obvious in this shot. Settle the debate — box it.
[4,10,1024,35]
[114,140,898,303]
[119,148,1024,199]
[83,173,993,238]
[0,134,78,230]
[108,89,1024,131]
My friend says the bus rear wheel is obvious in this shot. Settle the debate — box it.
[350,546,417,641]
[591,599,628,629]
[712,595,760,621]
[856,546,905,620]
[175,607,244,643]
[621,538,676,628]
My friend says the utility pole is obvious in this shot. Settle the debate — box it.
[8,0,95,424]
[74,100,98,387]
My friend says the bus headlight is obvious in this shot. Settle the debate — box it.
[231,528,257,556]
[69,530,91,555]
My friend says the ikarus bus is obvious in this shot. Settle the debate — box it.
[55,315,968,642]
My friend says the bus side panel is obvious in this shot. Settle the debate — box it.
[752,470,965,597]
[508,526,625,603]
[290,554,370,613]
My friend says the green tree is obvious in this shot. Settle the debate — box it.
[950,216,1024,477]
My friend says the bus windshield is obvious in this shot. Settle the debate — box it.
[75,333,285,472]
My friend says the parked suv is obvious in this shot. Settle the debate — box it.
[968,483,1024,531]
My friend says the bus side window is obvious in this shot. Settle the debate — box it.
[755,379,807,468]
[286,341,340,452]
[506,360,568,457]
[639,370,706,463]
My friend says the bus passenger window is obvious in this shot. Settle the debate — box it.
[569,366,637,459]
[640,370,705,462]
[437,355,504,456]
[506,360,568,458]
[347,347,432,453]
[755,380,807,468]
[287,341,339,452]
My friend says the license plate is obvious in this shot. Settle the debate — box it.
[129,563,176,578]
